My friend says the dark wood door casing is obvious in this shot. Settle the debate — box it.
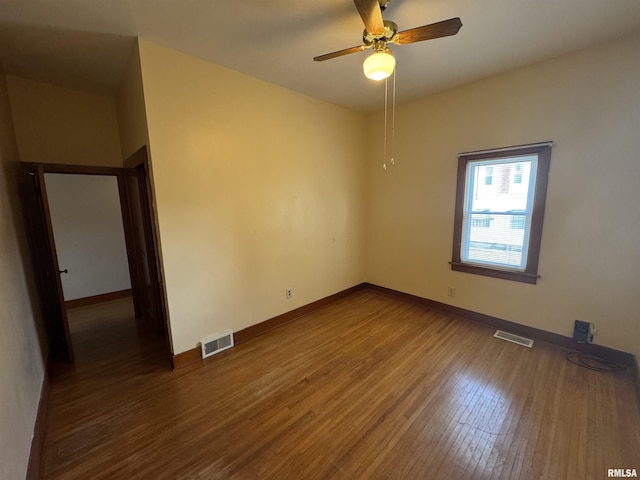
[19,163,74,361]
[19,151,171,362]
[123,147,170,342]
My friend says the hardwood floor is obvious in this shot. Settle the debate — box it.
[41,290,640,479]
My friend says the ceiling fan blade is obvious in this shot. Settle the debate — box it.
[353,0,385,35]
[314,45,367,62]
[394,17,462,45]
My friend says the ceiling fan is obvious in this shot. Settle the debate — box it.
[314,0,462,80]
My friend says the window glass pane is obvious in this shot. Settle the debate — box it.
[461,155,537,270]
[514,164,524,184]
[484,166,493,185]
[467,156,536,213]
[463,213,529,268]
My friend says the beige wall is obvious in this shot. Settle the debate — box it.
[365,33,640,357]
[116,41,150,160]
[138,40,367,354]
[6,76,123,167]
[0,74,46,480]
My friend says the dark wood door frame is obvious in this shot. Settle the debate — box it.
[122,146,171,348]
[20,163,75,361]
[20,154,171,363]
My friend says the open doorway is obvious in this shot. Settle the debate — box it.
[20,150,171,368]
[45,173,131,308]
[45,172,145,364]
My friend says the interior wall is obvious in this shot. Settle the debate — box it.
[116,41,150,160]
[138,39,367,354]
[44,173,131,301]
[365,33,640,357]
[6,76,123,167]
[0,74,45,480]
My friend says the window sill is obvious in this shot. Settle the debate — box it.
[450,262,539,284]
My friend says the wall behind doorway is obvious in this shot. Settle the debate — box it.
[45,173,131,301]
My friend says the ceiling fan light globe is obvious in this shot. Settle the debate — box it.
[363,50,396,80]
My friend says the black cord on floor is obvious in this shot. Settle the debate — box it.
[565,351,626,372]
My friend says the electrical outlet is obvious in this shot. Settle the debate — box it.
[447,287,456,298]
[286,288,293,299]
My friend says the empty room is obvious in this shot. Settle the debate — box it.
[1,1,639,479]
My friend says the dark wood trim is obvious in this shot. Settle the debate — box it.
[123,145,148,169]
[449,262,539,284]
[451,150,468,267]
[116,172,141,319]
[35,164,75,362]
[123,146,171,350]
[451,142,552,285]
[19,165,71,361]
[26,372,50,480]
[172,347,202,370]
[20,162,122,176]
[363,283,636,367]
[172,284,367,370]
[65,289,132,309]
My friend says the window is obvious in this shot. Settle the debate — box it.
[484,166,493,185]
[513,164,524,184]
[451,142,552,284]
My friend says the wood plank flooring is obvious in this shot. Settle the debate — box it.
[41,290,640,479]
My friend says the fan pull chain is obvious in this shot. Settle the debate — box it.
[383,76,388,170]
[390,67,396,166]
[382,69,397,171]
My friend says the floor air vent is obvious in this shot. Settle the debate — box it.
[201,330,234,358]
[493,330,534,348]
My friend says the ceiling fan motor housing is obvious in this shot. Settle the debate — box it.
[363,20,398,45]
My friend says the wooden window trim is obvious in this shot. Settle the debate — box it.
[451,143,552,284]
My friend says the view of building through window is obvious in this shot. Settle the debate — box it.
[462,156,536,269]
[452,142,551,283]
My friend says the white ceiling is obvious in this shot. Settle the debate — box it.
[1,0,640,112]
